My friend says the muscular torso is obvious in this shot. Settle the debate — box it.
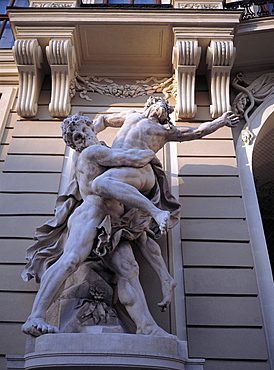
[112,113,169,153]
[73,147,124,217]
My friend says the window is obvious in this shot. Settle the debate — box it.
[106,0,160,3]
[0,0,29,49]
[82,0,161,5]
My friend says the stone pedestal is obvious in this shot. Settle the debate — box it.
[22,333,204,370]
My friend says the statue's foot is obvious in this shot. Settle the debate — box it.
[22,318,59,337]
[137,324,174,338]
[158,278,177,312]
[155,211,170,234]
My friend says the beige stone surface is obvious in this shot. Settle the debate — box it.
[0,193,57,215]
[12,121,63,137]
[185,296,263,326]
[178,157,238,175]
[177,139,235,156]
[0,144,9,161]
[184,268,258,294]
[204,360,270,370]
[0,239,32,263]
[8,138,66,155]
[179,197,245,218]
[0,323,27,355]
[180,219,249,241]
[0,173,60,193]
[187,328,268,359]
[0,216,50,238]
[182,241,254,267]
[0,292,35,322]
[3,155,64,172]
[0,265,39,292]
[179,176,241,196]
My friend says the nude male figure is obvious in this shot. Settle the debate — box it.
[22,114,176,337]
[91,97,239,206]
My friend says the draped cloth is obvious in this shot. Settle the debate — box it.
[21,163,181,284]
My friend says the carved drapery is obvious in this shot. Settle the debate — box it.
[206,40,236,118]
[173,40,201,119]
[71,74,176,101]
[46,39,76,117]
[13,39,43,117]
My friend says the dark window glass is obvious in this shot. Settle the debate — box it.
[0,2,9,14]
[106,0,159,3]
[0,21,13,48]
[0,0,28,49]
[134,0,157,3]
[108,0,131,3]
[14,0,29,6]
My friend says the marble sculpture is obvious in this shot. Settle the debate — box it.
[21,97,239,337]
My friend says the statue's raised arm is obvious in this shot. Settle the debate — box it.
[165,111,239,143]
[92,109,136,134]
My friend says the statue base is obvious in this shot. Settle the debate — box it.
[19,333,204,369]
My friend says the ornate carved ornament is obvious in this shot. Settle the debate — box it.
[46,39,77,117]
[178,3,220,9]
[12,39,44,118]
[172,40,201,119]
[206,40,236,119]
[70,74,177,102]
[232,72,274,144]
[30,1,77,7]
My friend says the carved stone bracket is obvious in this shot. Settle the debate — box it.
[173,40,201,119]
[206,40,236,118]
[46,39,76,117]
[12,39,43,117]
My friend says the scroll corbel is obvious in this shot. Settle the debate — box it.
[206,40,236,118]
[46,39,76,117]
[13,39,43,118]
[172,40,201,119]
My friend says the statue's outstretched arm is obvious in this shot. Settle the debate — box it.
[166,111,239,142]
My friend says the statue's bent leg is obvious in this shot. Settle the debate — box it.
[22,200,105,336]
[103,240,171,337]
[136,233,177,312]
[92,167,170,234]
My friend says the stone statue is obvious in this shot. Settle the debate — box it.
[22,97,239,338]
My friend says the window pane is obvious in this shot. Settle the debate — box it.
[108,0,131,3]
[0,1,9,14]
[0,22,14,49]
[14,0,29,6]
[134,0,157,3]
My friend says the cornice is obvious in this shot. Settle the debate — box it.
[237,17,274,35]
[8,8,242,27]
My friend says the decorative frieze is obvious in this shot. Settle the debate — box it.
[206,40,236,118]
[177,3,221,9]
[30,0,79,6]
[71,74,176,101]
[12,39,44,117]
[172,40,201,119]
[46,39,76,117]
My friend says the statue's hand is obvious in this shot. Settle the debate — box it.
[222,111,240,127]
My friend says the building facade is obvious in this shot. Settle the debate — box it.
[1,0,274,369]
